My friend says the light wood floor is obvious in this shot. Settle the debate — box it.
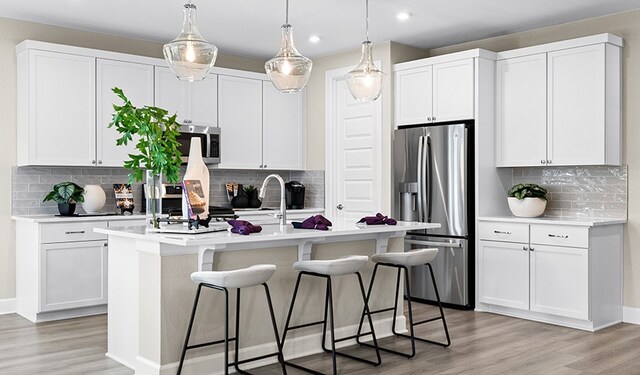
[2,304,640,374]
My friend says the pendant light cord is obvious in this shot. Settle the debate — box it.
[285,0,290,25]
[365,0,370,42]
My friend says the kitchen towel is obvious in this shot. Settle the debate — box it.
[292,214,333,230]
[228,220,263,235]
[358,213,397,225]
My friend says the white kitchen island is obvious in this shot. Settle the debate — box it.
[96,220,439,375]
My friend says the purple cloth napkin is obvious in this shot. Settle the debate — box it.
[228,220,263,235]
[357,213,397,226]
[293,215,333,230]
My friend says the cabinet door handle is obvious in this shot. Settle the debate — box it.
[65,230,86,234]
[427,117,432,122]
[546,160,552,164]
[263,164,267,169]
[92,160,96,164]
[540,160,545,164]
[493,230,511,235]
[548,234,569,239]
[529,246,535,251]
[432,116,436,121]
[98,160,102,165]
[523,246,528,251]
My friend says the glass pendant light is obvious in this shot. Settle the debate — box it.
[346,0,385,102]
[265,0,313,93]
[163,2,218,82]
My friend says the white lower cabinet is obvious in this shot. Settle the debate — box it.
[15,217,146,322]
[477,220,622,331]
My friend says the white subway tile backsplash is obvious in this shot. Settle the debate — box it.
[513,166,627,220]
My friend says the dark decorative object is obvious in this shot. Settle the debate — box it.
[244,185,262,209]
[57,203,76,216]
[231,193,249,208]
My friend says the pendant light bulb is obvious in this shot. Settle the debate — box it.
[346,0,385,102]
[265,0,313,93]
[163,3,218,82]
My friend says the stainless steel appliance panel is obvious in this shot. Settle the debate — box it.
[405,235,469,306]
[394,124,468,237]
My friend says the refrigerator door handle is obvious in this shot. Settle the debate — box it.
[425,135,433,222]
[404,239,463,248]
[417,136,425,222]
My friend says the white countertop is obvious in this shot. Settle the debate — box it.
[11,213,148,223]
[478,216,627,227]
[11,208,324,223]
[95,220,440,247]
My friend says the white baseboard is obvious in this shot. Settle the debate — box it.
[137,315,406,375]
[623,306,640,325]
[0,298,16,315]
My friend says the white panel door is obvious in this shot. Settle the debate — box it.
[333,79,382,222]
[188,73,218,126]
[155,66,186,123]
[478,240,530,310]
[40,241,108,312]
[432,58,474,122]
[97,59,154,167]
[496,54,547,167]
[29,50,95,166]
[218,75,263,169]
[530,244,589,320]
[548,44,606,166]
[394,66,433,126]
[263,82,306,170]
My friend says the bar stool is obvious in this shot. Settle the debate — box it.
[280,255,381,375]
[177,264,286,375]
[356,248,451,359]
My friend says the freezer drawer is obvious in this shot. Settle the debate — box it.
[405,236,471,308]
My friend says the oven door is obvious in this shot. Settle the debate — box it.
[177,132,207,163]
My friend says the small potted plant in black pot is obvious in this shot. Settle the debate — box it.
[43,182,85,216]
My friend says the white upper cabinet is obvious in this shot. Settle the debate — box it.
[496,53,547,167]
[154,66,217,126]
[432,58,475,122]
[262,82,306,170]
[218,75,263,169]
[395,57,474,126]
[96,59,154,167]
[547,45,607,166]
[18,50,96,166]
[395,66,433,126]
[496,35,622,167]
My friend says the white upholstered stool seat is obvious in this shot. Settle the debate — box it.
[371,248,438,267]
[293,255,369,276]
[191,264,276,289]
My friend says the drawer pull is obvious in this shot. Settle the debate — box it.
[65,230,86,234]
[548,234,569,239]
[493,230,512,235]
[522,246,528,251]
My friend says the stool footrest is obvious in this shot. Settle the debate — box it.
[186,337,236,351]
[288,320,325,330]
[283,360,325,375]
[414,316,443,326]
[396,332,450,347]
[334,331,372,343]
[323,348,381,366]
[234,351,281,366]
[358,341,414,359]
[368,306,396,315]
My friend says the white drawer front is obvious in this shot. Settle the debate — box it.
[478,221,529,243]
[41,222,108,244]
[530,224,589,248]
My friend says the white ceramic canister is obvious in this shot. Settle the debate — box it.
[82,185,107,214]
[182,137,210,219]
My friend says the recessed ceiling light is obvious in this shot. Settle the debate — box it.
[308,35,322,43]
[396,12,413,21]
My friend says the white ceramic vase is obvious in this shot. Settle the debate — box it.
[82,185,106,214]
[507,197,547,218]
[182,137,210,218]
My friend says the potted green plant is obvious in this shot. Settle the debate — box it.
[507,183,548,217]
[108,87,183,228]
[43,182,85,216]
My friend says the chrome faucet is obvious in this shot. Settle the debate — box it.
[259,174,287,227]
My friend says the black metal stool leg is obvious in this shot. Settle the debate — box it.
[356,272,381,365]
[234,288,252,375]
[177,284,203,375]
[403,266,417,358]
[327,277,338,375]
[426,263,451,347]
[281,272,304,352]
[356,263,379,345]
[224,287,230,375]
[391,267,403,336]
[321,276,331,354]
[263,283,288,375]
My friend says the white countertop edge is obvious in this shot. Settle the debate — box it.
[11,214,148,223]
[478,216,627,227]
[94,221,441,247]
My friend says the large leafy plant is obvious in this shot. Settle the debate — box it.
[108,87,182,183]
[43,182,84,204]
[508,183,548,200]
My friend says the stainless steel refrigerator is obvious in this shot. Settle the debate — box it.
[394,122,474,309]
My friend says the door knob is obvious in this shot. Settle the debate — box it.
[336,204,344,210]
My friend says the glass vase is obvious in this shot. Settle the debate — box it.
[145,171,163,229]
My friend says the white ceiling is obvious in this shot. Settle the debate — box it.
[1,0,640,59]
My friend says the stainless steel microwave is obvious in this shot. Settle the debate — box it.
[177,124,220,164]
